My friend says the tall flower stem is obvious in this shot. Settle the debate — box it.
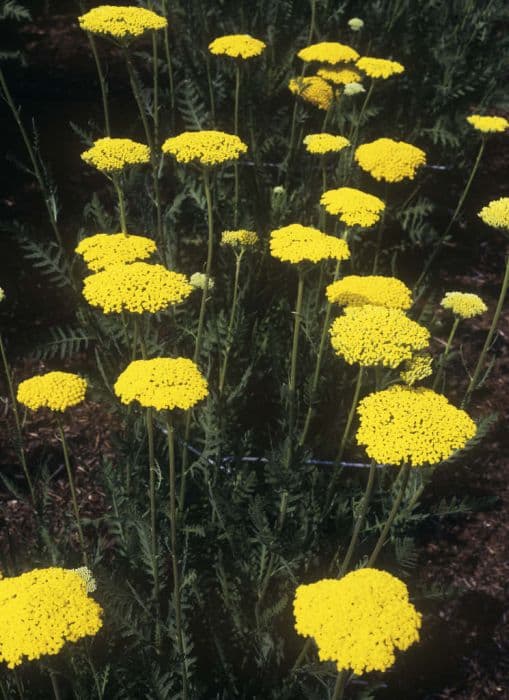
[112,175,128,233]
[162,0,175,127]
[48,669,62,700]
[331,670,347,700]
[463,254,509,407]
[86,31,111,136]
[432,317,460,391]
[167,416,189,699]
[414,137,486,294]
[348,80,374,157]
[0,334,35,503]
[219,250,244,396]
[367,463,411,566]
[145,407,161,649]
[0,66,63,247]
[180,168,214,512]
[307,0,317,44]
[56,417,88,567]
[233,62,241,226]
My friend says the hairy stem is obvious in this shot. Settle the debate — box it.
[145,407,161,650]
[432,316,460,392]
[219,251,244,396]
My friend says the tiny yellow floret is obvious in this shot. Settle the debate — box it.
[293,569,421,674]
[0,567,102,668]
[326,275,412,310]
[478,197,509,230]
[81,137,150,173]
[114,357,208,411]
[78,5,167,40]
[289,76,334,111]
[303,133,350,155]
[82,262,192,314]
[356,385,476,466]
[17,372,87,412]
[208,34,266,59]
[400,354,433,386]
[76,233,156,271]
[221,230,259,247]
[297,42,359,64]
[162,130,247,166]
[329,305,429,368]
[356,56,404,79]
[466,114,509,133]
[321,187,385,228]
[270,224,350,264]
[355,138,426,182]
[440,292,487,319]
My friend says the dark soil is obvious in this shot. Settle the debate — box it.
[0,7,508,700]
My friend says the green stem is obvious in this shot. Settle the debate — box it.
[112,175,127,233]
[0,66,63,247]
[463,253,509,407]
[234,63,241,226]
[86,31,111,136]
[219,251,243,396]
[367,463,410,566]
[167,416,189,699]
[331,670,347,700]
[432,316,460,391]
[56,418,88,566]
[288,271,305,447]
[414,137,485,293]
[145,407,161,650]
[48,669,62,700]
[307,0,317,44]
[0,334,35,503]
[162,0,175,124]
[348,80,374,155]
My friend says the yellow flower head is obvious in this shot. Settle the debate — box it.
[0,567,102,668]
[75,233,156,272]
[208,34,266,59]
[162,130,247,167]
[303,133,350,155]
[221,230,259,247]
[400,354,433,386]
[81,137,150,173]
[288,76,334,111]
[82,262,192,314]
[270,224,350,265]
[356,56,405,79]
[321,187,385,228]
[356,385,476,466]
[478,197,509,230]
[78,5,167,41]
[317,67,361,85]
[355,138,426,182]
[17,372,87,412]
[329,305,429,368]
[114,357,208,411]
[293,569,421,674]
[440,291,487,319]
[297,42,359,65]
[326,275,412,310]
[466,114,509,133]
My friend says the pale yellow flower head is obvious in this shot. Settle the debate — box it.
[288,76,334,111]
[326,275,412,310]
[81,137,150,173]
[270,224,350,265]
[317,68,361,85]
[348,17,364,31]
[440,292,487,319]
[221,230,259,247]
[0,287,4,303]
[355,138,426,182]
[190,272,214,290]
[114,357,208,411]
[17,372,87,412]
[297,42,359,65]
[303,133,350,155]
[162,130,247,167]
[321,187,385,228]
[343,81,365,96]
[0,567,102,668]
[294,569,421,674]
[400,354,433,386]
[466,114,509,133]
[356,56,405,79]
[82,262,192,314]
[356,385,476,466]
[78,5,167,41]
[329,305,429,368]
[208,34,266,59]
[75,233,156,272]
[478,197,509,230]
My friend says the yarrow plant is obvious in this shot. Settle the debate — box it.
[355,138,426,182]
[326,275,412,309]
[303,133,350,155]
[75,233,157,271]
[270,224,350,264]
[317,68,361,86]
[81,137,150,173]
[208,34,266,59]
[440,291,487,319]
[466,114,509,133]
[297,41,359,64]
[321,187,385,227]
[288,76,334,111]
[356,56,405,79]
[161,130,248,166]
[17,371,87,412]
[78,5,167,41]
